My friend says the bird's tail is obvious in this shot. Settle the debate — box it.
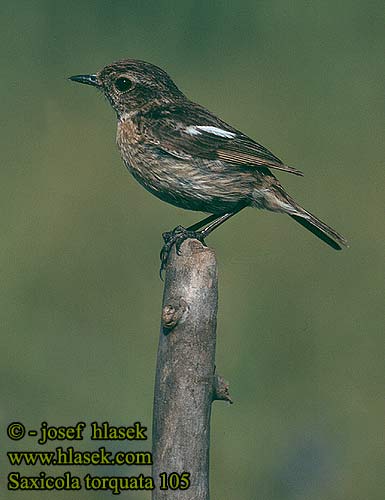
[288,204,348,250]
[253,181,348,250]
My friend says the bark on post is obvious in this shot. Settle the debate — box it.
[152,239,231,500]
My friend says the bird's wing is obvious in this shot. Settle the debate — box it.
[141,104,303,176]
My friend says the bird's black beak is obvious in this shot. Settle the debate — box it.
[69,74,99,87]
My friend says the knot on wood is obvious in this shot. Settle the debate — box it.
[213,374,233,404]
[161,298,188,332]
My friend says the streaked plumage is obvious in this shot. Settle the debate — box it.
[69,59,347,262]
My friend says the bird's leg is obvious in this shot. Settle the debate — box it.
[195,210,243,238]
[184,213,221,232]
[159,207,245,276]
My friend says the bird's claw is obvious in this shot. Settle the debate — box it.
[159,225,207,279]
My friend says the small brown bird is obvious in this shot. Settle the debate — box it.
[69,59,347,272]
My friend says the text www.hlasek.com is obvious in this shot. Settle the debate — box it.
[8,447,151,466]
[7,448,190,494]
[6,420,191,494]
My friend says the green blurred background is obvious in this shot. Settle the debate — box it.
[1,1,384,499]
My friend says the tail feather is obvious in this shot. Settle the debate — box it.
[256,182,348,250]
[288,209,348,250]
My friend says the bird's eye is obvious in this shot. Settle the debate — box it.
[115,77,133,92]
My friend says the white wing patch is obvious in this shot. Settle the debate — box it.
[185,125,236,139]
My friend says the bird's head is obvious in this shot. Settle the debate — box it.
[69,59,184,117]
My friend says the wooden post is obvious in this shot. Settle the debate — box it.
[152,239,231,499]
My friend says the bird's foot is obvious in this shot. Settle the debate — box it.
[159,225,207,278]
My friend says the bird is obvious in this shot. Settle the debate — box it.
[69,59,347,273]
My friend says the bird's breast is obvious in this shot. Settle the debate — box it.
[116,119,253,212]
[117,118,141,148]
[116,119,159,182]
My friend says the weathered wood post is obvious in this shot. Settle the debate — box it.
[152,239,231,500]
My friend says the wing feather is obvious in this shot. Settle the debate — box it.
[140,104,304,176]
